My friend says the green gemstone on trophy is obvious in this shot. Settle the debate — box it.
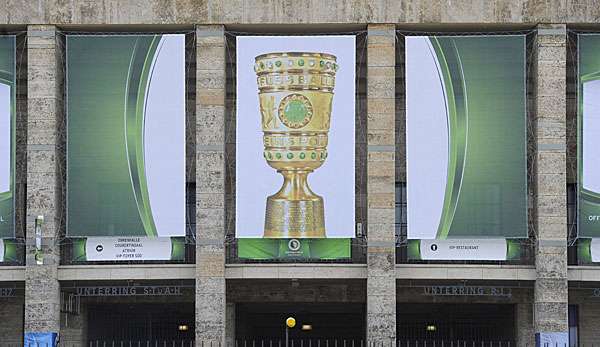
[275,61,281,67]
[260,62,264,69]
[268,152,272,159]
[287,153,293,159]
[284,100,309,124]
[311,152,317,159]
[276,153,282,159]
[299,152,305,159]
[320,60,324,67]
[298,59,304,66]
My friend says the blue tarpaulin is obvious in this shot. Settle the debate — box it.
[24,332,58,347]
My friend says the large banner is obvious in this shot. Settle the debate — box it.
[66,35,186,260]
[0,36,15,240]
[578,34,600,262]
[235,36,355,259]
[406,35,527,260]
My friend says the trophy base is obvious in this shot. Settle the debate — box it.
[263,196,326,238]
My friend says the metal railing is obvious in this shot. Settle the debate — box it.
[15,340,588,347]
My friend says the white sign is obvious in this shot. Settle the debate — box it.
[420,239,508,261]
[85,237,173,261]
[235,36,356,238]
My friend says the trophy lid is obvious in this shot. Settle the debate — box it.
[254,52,338,75]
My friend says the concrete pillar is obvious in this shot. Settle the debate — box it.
[366,24,396,343]
[24,25,62,338]
[196,25,227,344]
[533,24,569,344]
[226,302,236,346]
[516,302,535,346]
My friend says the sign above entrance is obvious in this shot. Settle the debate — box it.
[421,285,512,298]
[0,287,15,297]
[73,285,186,297]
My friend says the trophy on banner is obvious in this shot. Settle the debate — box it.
[255,52,338,238]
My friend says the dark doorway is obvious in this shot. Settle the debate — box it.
[397,303,515,343]
[236,303,366,342]
[87,303,195,343]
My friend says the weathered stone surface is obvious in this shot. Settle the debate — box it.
[196,25,227,345]
[533,23,568,337]
[0,296,25,343]
[367,24,395,343]
[25,25,62,335]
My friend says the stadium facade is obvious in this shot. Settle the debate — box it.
[0,1,598,346]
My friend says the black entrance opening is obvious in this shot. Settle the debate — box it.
[397,303,515,343]
[87,303,195,343]
[236,303,366,342]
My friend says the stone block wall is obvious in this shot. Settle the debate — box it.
[0,296,24,343]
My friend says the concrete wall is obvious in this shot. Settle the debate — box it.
[0,0,600,24]
[0,295,24,344]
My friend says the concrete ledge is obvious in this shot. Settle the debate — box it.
[54,264,541,281]
[396,264,536,281]
[57,264,195,281]
[225,264,367,279]
[568,266,600,282]
[0,266,25,282]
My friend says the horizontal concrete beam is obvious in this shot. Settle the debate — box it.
[568,266,600,282]
[396,264,537,281]
[0,266,25,282]
[0,264,544,281]
[225,264,367,279]
[57,264,195,281]
[0,264,596,283]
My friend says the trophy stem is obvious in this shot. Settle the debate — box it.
[263,170,326,238]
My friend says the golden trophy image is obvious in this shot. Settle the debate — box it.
[254,52,338,238]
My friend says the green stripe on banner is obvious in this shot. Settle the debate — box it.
[238,239,350,260]
[407,239,422,260]
[578,238,593,263]
[2,239,17,262]
[72,238,87,261]
[170,237,185,261]
[505,239,522,261]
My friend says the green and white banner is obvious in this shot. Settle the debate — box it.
[578,35,600,256]
[72,237,184,261]
[0,36,15,240]
[407,239,522,261]
[238,238,350,260]
[66,35,186,260]
[406,35,527,260]
[577,34,600,262]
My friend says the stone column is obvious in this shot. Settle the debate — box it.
[24,25,62,339]
[533,24,569,344]
[196,25,227,345]
[516,302,535,346]
[366,24,396,343]
[226,302,236,346]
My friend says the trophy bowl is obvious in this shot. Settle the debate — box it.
[255,52,338,238]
